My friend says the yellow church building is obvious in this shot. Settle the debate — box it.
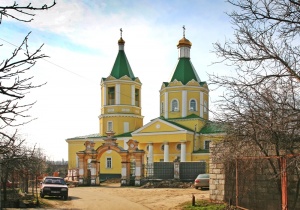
[66,29,224,185]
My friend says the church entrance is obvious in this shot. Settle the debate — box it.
[76,131,145,186]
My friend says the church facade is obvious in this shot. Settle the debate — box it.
[66,29,224,184]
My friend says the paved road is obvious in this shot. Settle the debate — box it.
[41,183,209,210]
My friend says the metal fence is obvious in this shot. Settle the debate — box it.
[143,162,206,181]
[224,155,300,210]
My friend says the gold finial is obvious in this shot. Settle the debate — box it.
[120,28,123,38]
[183,25,185,37]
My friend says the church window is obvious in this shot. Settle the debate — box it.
[161,102,164,113]
[135,89,139,106]
[190,99,196,111]
[161,144,164,151]
[171,99,179,111]
[107,121,113,131]
[106,157,112,168]
[108,87,115,105]
[176,143,181,151]
[204,140,211,150]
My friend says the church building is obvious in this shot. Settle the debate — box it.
[66,28,224,183]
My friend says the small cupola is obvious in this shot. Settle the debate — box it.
[118,28,125,50]
[177,25,192,58]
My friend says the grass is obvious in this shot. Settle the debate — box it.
[178,200,238,210]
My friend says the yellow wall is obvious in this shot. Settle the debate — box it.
[99,150,122,174]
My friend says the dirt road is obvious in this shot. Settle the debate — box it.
[41,183,209,210]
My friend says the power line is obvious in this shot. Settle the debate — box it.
[0,36,138,101]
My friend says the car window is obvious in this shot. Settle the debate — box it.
[197,174,209,178]
[44,178,66,185]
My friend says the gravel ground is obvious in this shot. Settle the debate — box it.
[40,182,209,210]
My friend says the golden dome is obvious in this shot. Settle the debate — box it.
[177,37,192,48]
[118,37,125,45]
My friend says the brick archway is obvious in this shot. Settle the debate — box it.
[76,131,145,186]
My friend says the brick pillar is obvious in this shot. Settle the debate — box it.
[120,153,130,186]
[209,142,225,201]
[77,153,85,185]
[134,153,143,186]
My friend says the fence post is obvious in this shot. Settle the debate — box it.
[174,161,180,179]
[280,157,288,210]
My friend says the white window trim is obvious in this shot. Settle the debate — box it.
[171,99,179,112]
[189,98,197,111]
[106,157,112,169]
[204,140,211,150]
[107,121,113,132]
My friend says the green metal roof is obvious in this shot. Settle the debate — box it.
[170,58,201,85]
[110,50,135,79]
[200,122,225,134]
[115,131,132,137]
[66,133,102,140]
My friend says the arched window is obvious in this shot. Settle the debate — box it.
[161,102,164,113]
[190,99,196,111]
[171,99,179,111]
[176,143,181,151]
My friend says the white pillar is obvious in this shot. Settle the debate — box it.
[164,92,168,118]
[180,142,186,162]
[116,84,120,104]
[182,90,187,118]
[200,92,203,118]
[148,143,153,164]
[164,142,169,162]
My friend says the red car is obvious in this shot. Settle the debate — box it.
[194,173,209,190]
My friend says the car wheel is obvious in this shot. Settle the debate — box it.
[195,186,199,189]
[62,195,68,200]
[40,193,44,198]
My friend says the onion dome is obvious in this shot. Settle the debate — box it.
[177,37,192,48]
[118,37,125,45]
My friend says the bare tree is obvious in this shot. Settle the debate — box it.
[0,2,55,207]
[0,1,55,150]
[213,0,300,84]
[210,1,300,208]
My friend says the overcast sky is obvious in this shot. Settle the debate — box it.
[1,0,235,161]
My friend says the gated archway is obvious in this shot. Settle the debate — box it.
[76,131,145,186]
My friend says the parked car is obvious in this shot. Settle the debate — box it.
[194,173,209,190]
[40,176,68,200]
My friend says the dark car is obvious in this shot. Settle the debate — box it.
[194,173,209,190]
[40,176,68,200]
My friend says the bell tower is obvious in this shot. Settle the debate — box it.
[159,26,209,123]
[99,29,143,136]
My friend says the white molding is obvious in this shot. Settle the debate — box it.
[200,92,203,117]
[131,118,185,134]
[164,92,168,118]
[116,84,120,105]
[182,90,187,117]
